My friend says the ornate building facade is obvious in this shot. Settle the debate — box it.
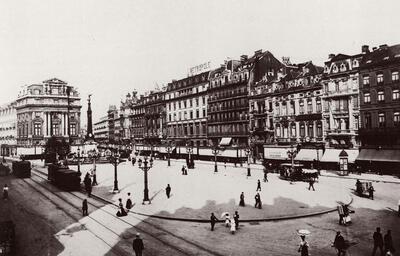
[0,101,17,156]
[165,71,209,147]
[16,78,81,147]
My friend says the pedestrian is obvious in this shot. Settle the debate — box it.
[333,231,346,256]
[84,172,92,197]
[239,192,245,207]
[126,192,133,210]
[166,184,171,198]
[132,157,136,166]
[184,166,188,175]
[3,184,8,200]
[263,169,268,182]
[210,213,218,231]
[369,184,375,200]
[384,230,395,255]
[298,235,309,256]
[132,233,144,256]
[116,198,127,217]
[224,213,230,227]
[230,217,236,234]
[234,211,239,229]
[308,179,315,191]
[337,204,345,225]
[256,179,261,191]
[181,165,185,175]
[254,193,262,209]
[372,227,384,256]
[82,199,88,216]
[398,199,400,217]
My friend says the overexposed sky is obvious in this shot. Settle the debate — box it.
[1,0,400,123]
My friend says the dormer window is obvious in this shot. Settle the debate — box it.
[353,60,359,67]
[332,65,338,73]
[324,66,329,73]
[340,64,347,72]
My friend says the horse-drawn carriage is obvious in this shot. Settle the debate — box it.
[355,180,373,197]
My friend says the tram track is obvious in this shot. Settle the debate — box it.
[29,168,223,256]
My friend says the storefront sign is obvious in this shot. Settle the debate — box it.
[189,61,211,76]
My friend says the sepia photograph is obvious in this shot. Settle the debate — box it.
[0,0,400,255]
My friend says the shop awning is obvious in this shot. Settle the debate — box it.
[219,137,232,146]
[264,147,290,160]
[356,149,400,163]
[320,149,359,163]
[294,149,324,162]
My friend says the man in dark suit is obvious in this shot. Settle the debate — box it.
[372,227,383,256]
[210,213,218,231]
[132,233,144,256]
[166,184,171,198]
[333,231,346,256]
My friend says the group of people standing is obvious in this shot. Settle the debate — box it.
[210,211,240,234]
[116,192,133,217]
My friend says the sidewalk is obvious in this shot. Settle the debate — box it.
[320,170,400,184]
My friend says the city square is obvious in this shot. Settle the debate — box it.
[1,1,400,255]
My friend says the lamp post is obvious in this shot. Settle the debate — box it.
[111,148,120,192]
[245,147,251,177]
[77,147,81,173]
[166,141,173,167]
[212,145,220,173]
[287,144,297,171]
[186,141,194,169]
[138,156,154,204]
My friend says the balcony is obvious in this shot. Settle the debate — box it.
[326,129,358,136]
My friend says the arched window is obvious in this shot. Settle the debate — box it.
[317,121,323,137]
[300,122,305,137]
[291,123,296,137]
[308,122,314,138]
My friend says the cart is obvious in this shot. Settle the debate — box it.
[355,180,372,197]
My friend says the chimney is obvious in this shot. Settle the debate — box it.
[240,55,248,61]
[379,44,388,49]
[254,49,262,55]
[361,45,370,54]
[372,47,377,51]
[328,54,335,59]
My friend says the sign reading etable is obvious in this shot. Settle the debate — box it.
[189,61,211,76]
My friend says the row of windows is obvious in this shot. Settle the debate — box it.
[363,89,400,103]
[208,112,249,122]
[18,123,76,137]
[169,109,207,122]
[274,99,322,115]
[276,122,323,138]
[167,97,206,111]
[364,112,400,128]
[209,98,248,112]
[168,123,207,136]
[362,71,399,86]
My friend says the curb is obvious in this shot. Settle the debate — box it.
[91,191,354,224]
[320,174,400,184]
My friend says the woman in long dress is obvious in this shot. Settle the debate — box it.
[230,218,236,234]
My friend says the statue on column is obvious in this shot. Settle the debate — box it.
[86,94,94,141]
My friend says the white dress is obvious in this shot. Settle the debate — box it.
[230,219,236,233]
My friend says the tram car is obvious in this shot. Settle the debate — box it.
[48,164,81,191]
[11,160,31,178]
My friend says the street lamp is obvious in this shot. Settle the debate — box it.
[77,147,81,174]
[166,141,174,167]
[137,156,154,204]
[186,141,194,169]
[245,147,251,177]
[110,148,120,192]
[211,145,220,173]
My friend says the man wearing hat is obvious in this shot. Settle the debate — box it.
[333,231,346,255]
[132,233,144,256]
